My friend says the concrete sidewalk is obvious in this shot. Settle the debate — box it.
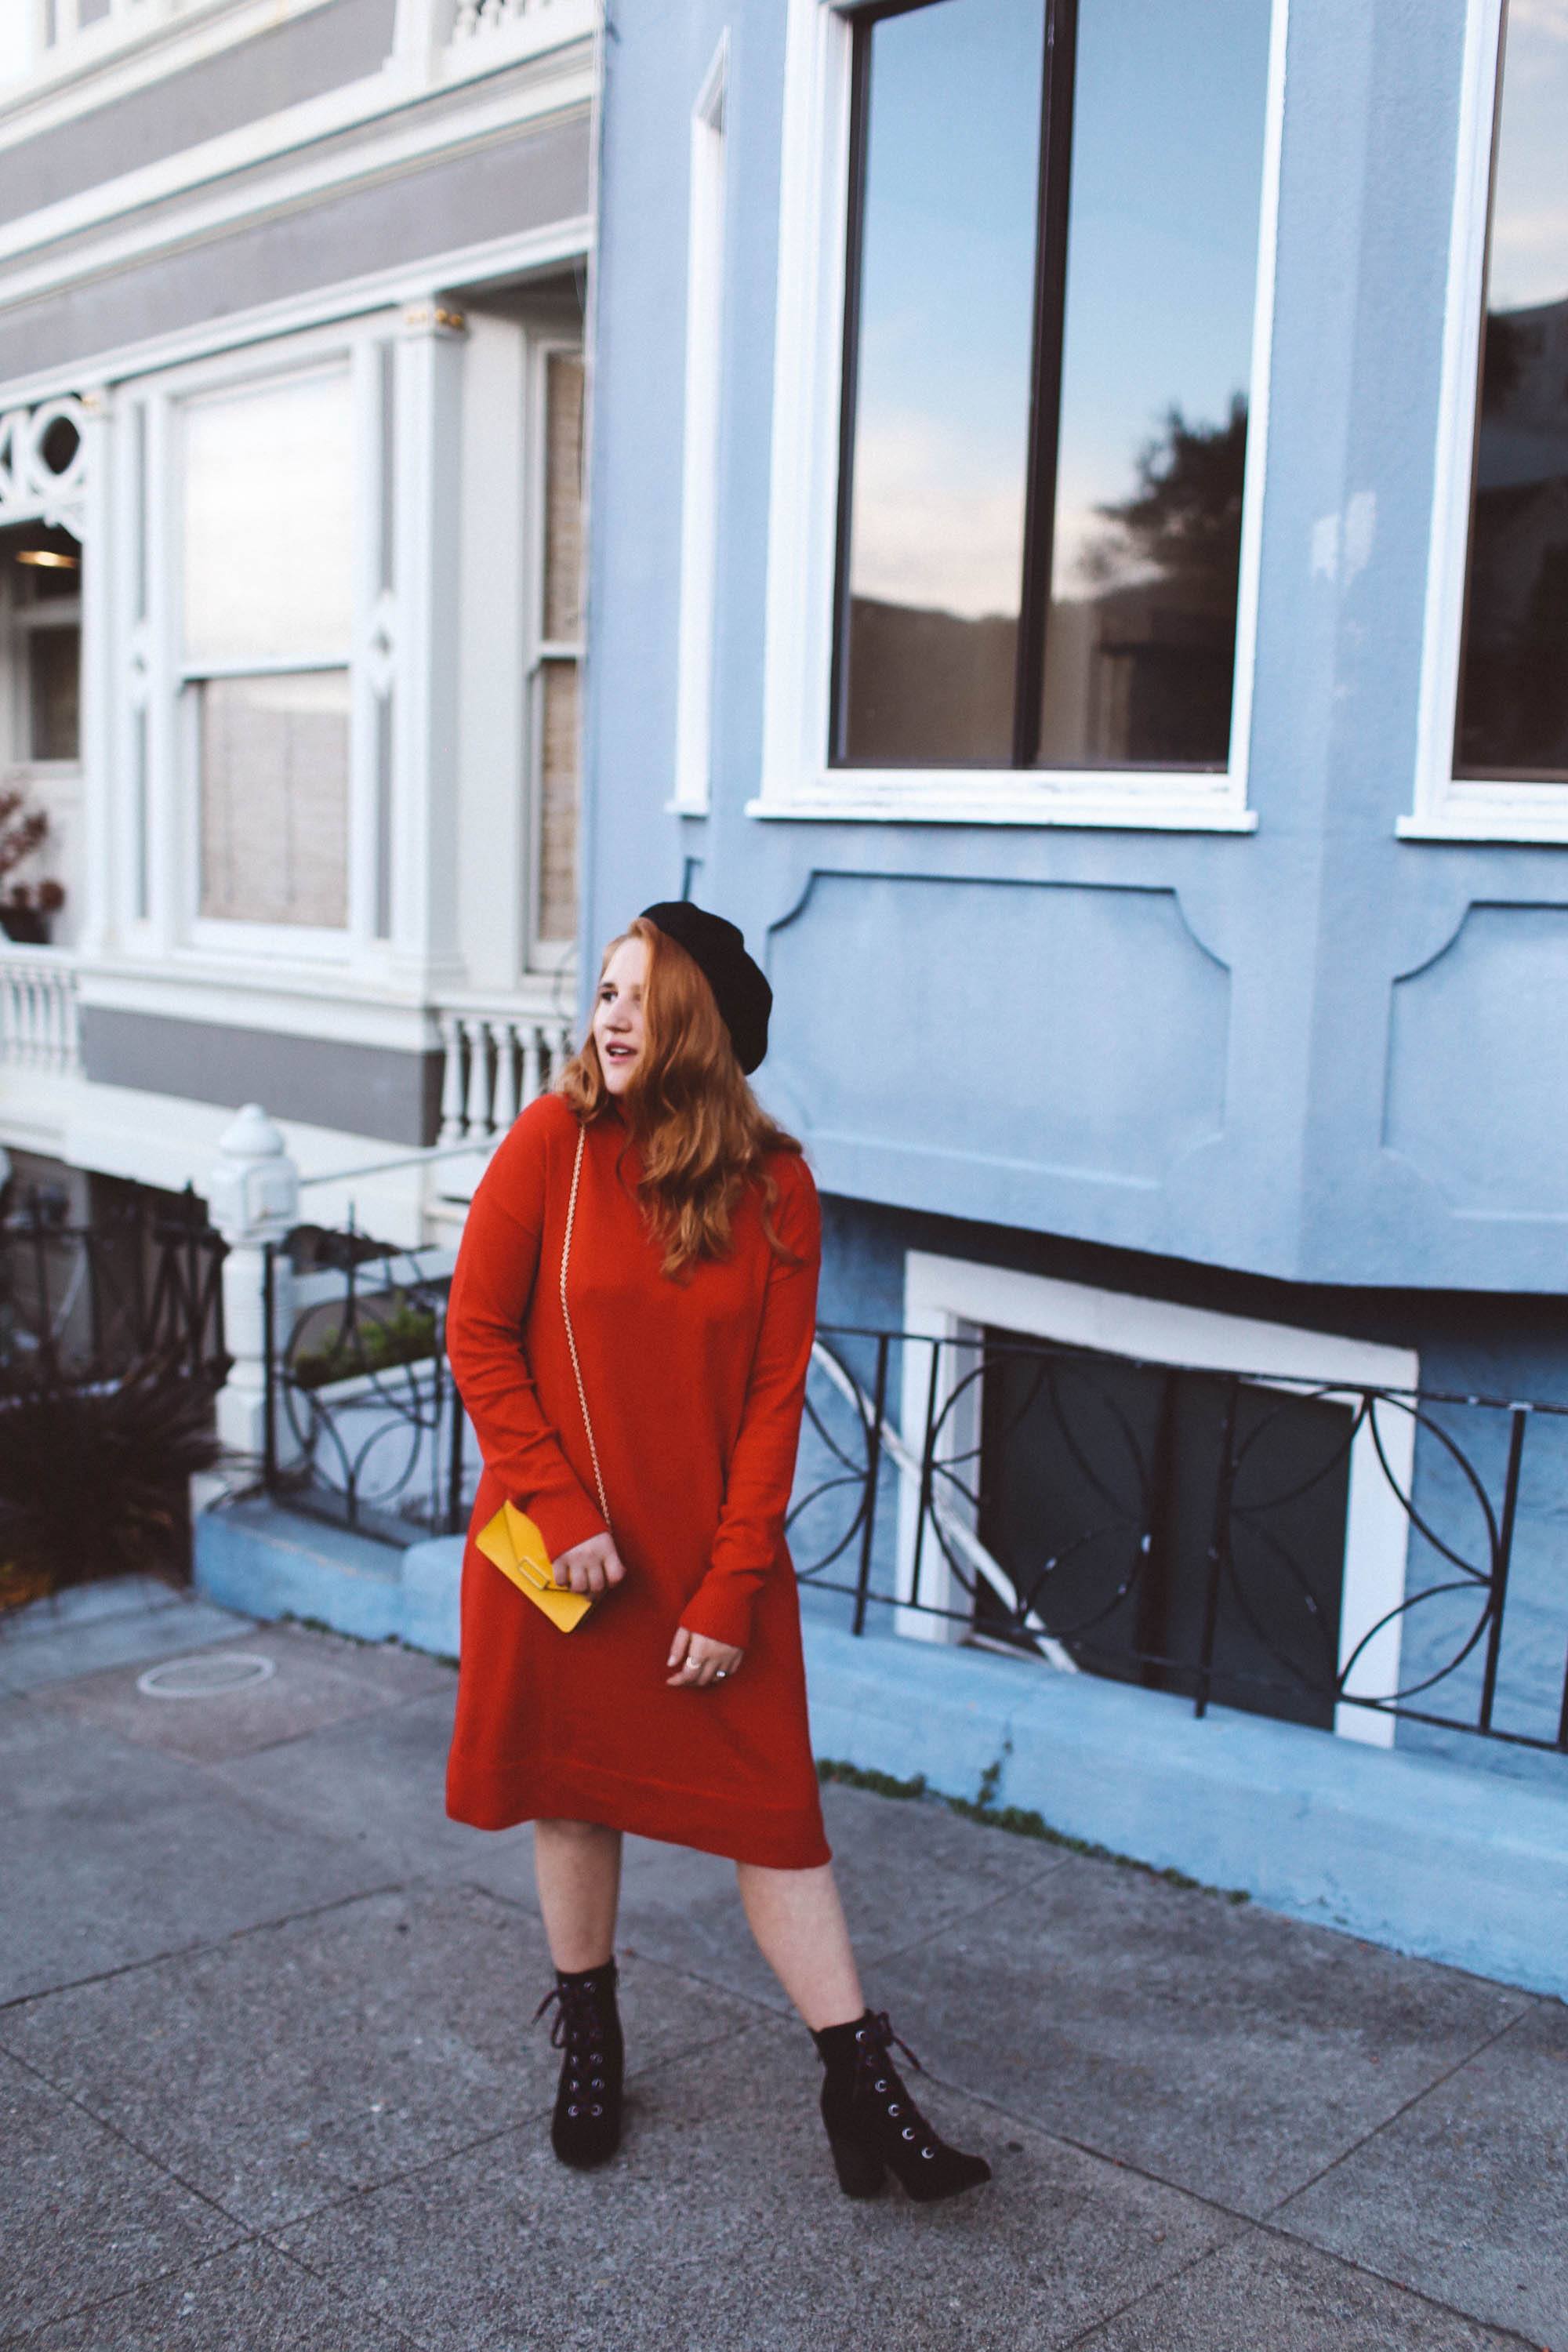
[1,1583,1562,2352]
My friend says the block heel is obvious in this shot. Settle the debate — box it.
[828,2128,887,2198]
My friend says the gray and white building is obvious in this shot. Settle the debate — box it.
[0,0,596,1243]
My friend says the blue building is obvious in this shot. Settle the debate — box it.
[575,0,1568,1976]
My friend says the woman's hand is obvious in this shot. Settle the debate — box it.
[666,1624,743,1689]
[551,1534,627,1596]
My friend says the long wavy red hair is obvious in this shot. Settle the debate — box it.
[557,916,804,1278]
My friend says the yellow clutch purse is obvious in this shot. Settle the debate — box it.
[476,1123,609,1638]
[476,1500,594,1633]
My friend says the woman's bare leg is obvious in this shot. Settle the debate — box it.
[533,1819,623,1971]
[735,1860,865,2030]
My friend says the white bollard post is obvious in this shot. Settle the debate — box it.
[207,1104,301,1465]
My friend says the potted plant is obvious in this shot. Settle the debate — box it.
[0,784,64,944]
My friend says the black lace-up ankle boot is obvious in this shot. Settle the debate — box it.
[535,1958,624,2169]
[811,2008,991,2204]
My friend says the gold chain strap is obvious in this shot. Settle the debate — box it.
[559,1123,612,1537]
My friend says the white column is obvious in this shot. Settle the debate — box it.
[388,303,468,993]
[206,1104,300,1464]
[74,387,114,956]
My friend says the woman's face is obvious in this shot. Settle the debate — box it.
[593,934,649,1095]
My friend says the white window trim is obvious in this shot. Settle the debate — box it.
[670,33,729,818]
[126,321,395,968]
[1403,0,1568,844]
[897,1250,1419,1749]
[752,0,1288,833]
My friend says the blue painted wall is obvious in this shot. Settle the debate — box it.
[582,0,1568,1296]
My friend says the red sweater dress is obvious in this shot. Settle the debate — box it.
[444,1090,830,1870]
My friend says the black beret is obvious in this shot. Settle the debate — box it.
[639,901,772,1074]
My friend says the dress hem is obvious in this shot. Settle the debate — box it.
[446,1753,832,1870]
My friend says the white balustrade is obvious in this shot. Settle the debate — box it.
[437,1005,576,1148]
[24,0,162,77]
[450,0,535,38]
[0,948,82,1080]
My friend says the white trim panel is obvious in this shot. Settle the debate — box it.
[1405,0,1568,845]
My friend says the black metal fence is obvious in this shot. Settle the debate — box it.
[0,1185,227,1388]
[261,1232,467,1544]
[256,1264,1568,1760]
[792,1329,1568,1759]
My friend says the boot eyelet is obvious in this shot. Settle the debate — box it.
[921,2146,936,2160]
[887,2102,900,2117]
[590,2103,603,2117]
[874,2079,888,2093]
[902,2125,916,2141]
[567,2103,579,2118]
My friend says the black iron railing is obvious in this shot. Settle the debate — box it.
[0,1186,227,1388]
[261,1233,466,1544]
[792,1329,1568,1758]
[257,1271,1568,1759]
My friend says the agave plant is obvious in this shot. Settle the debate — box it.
[0,1352,221,1609]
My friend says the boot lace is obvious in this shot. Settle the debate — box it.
[534,1979,611,2119]
[853,2011,941,2162]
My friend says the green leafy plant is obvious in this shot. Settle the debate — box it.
[290,1299,439,1392]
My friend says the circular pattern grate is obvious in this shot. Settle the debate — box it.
[136,1652,276,1700]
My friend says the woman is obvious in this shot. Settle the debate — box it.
[445,902,988,2204]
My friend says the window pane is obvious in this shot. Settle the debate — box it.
[1036,0,1271,770]
[1454,4,1568,782]
[183,369,354,669]
[536,658,579,942]
[543,351,585,644]
[28,626,80,760]
[198,671,350,927]
[835,0,1046,767]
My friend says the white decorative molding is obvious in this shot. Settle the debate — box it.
[899,1250,1419,1747]
[0,393,89,530]
[756,0,1288,833]
[1404,0,1568,847]
[0,0,339,140]
[0,16,595,303]
[0,216,593,414]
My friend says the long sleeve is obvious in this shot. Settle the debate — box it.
[445,1107,607,1562]
[681,1160,822,1651]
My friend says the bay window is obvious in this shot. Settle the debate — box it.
[823,0,1276,790]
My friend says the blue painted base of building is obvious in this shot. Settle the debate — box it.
[195,1498,463,1661]
[194,1499,1568,2001]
